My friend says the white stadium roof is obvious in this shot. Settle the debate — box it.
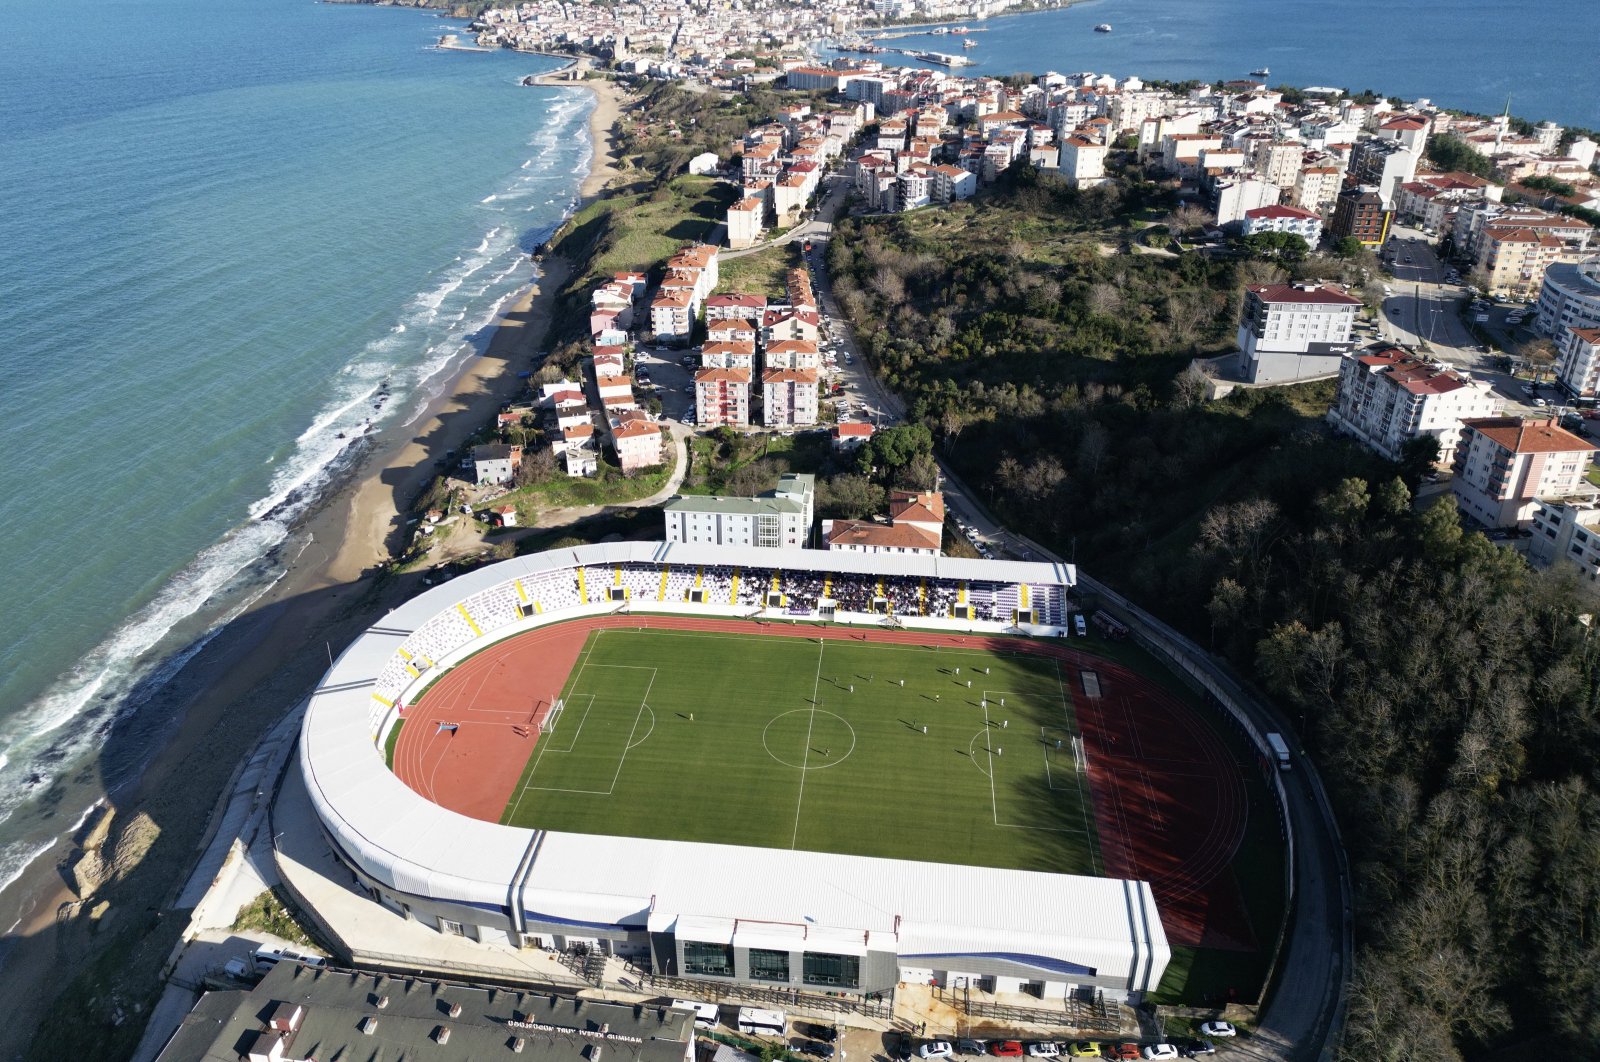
[300,543,1165,989]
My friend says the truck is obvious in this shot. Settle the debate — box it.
[1265,732,1291,770]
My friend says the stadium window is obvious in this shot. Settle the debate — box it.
[748,948,790,982]
[802,951,859,988]
[683,941,734,978]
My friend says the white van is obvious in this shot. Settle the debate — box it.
[671,1000,719,1030]
[1073,614,1088,637]
[1265,732,1291,770]
[252,945,328,973]
[736,1007,786,1036]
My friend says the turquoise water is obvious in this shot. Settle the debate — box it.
[0,0,589,893]
[844,0,1600,129]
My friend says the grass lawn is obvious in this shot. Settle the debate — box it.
[719,240,804,299]
[483,444,678,521]
[559,175,738,289]
[495,627,1101,874]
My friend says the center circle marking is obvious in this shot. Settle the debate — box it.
[762,709,857,770]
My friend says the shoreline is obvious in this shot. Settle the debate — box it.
[0,64,628,1062]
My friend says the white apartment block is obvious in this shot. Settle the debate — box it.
[695,366,751,427]
[1528,499,1600,593]
[1236,282,1362,384]
[1241,204,1323,246]
[663,473,814,549]
[1214,178,1280,228]
[726,197,765,250]
[1060,134,1108,188]
[1452,417,1597,528]
[761,368,819,428]
[1327,347,1497,462]
[1539,261,1600,339]
[1293,166,1344,215]
[1250,140,1305,189]
[1556,327,1600,400]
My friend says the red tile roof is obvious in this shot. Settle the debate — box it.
[1245,204,1320,220]
[1248,283,1362,306]
[1462,417,1597,455]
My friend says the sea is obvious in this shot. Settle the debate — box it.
[0,0,1596,940]
[0,0,591,914]
[836,0,1600,130]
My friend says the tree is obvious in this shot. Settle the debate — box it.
[1239,231,1310,261]
[1425,132,1497,180]
[1398,435,1443,483]
[817,473,884,519]
[859,423,933,480]
[1334,235,1364,259]
[514,446,558,487]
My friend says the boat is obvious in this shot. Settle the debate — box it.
[1094,23,1112,32]
[913,50,972,67]
[962,38,977,48]
[1251,66,1270,77]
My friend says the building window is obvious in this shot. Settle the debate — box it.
[803,952,860,988]
[684,940,734,977]
[749,949,790,982]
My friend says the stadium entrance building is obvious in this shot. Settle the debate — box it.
[299,543,1171,1003]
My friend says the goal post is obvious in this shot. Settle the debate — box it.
[535,697,565,734]
[1071,735,1086,773]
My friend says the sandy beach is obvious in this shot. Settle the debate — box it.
[0,68,629,1061]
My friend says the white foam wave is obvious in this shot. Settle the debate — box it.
[0,85,595,851]
[480,194,497,203]
[0,521,289,841]
[0,838,55,900]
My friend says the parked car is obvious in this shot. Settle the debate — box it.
[956,1041,987,1056]
[919,1042,955,1060]
[801,1043,836,1059]
[1172,1040,1214,1058]
[1025,1044,1059,1059]
[1141,1048,1178,1061]
[1074,614,1088,637]
[1107,1046,1141,1062]
[1065,1045,1101,1059]
[1197,1022,1236,1039]
[987,1043,1024,1058]
[888,1034,915,1061]
[800,1023,838,1043]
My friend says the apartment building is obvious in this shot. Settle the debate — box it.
[663,473,815,549]
[1236,282,1362,384]
[1242,203,1324,246]
[1555,327,1600,400]
[1327,347,1497,462]
[761,367,820,428]
[1451,417,1597,528]
[1293,164,1344,215]
[1328,186,1392,248]
[1528,498,1600,592]
[694,366,752,427]
[1538,260,1600,338]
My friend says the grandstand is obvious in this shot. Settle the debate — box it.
[300,543,1172,1006]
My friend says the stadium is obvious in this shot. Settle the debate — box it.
[299,542,1250,1007]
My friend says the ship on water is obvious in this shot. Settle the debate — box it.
[1251,66,1271,77]
[1094,23,1112,32]
[913,49,973,67]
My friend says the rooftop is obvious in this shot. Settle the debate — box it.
[1463,417,1598,455]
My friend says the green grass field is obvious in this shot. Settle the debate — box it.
[500,627,1101,874]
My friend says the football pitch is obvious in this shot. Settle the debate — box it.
[498,627,1102,875]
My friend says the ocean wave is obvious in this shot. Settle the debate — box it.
[0,84,594,857]
[0,523,289,844]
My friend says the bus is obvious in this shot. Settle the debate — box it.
[1265,732,1291,770]
[736,1008,787,1037]
[671,1000,719,1031]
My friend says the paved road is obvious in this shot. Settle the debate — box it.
[1377,225,1549,413]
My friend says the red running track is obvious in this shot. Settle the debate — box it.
[390,614,1255,950]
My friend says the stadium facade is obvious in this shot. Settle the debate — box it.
[299,542,1171,1003]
